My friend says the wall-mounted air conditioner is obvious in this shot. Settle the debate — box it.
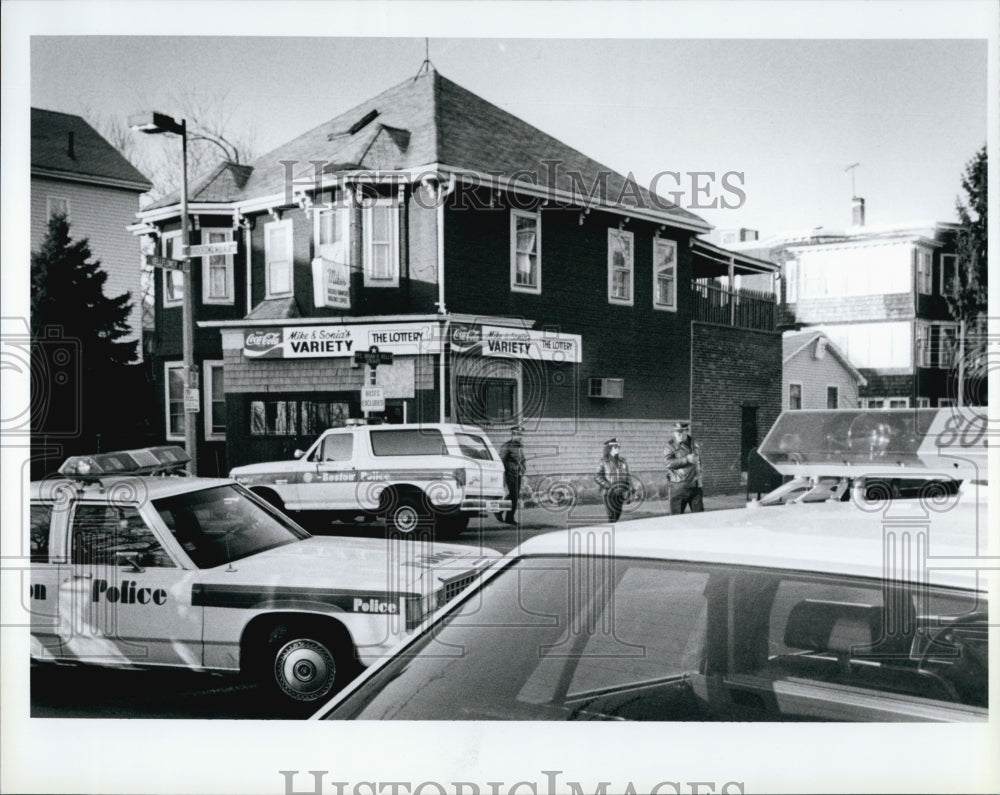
[588,378,624,399]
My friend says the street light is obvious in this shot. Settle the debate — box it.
[130,111,197,474]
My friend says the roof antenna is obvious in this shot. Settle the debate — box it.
[844,162,860,197]
[416,38,433,78]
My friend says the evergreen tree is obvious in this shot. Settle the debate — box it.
[948,145,987,326]
[31,213,137,366]
[946,146,988,406]
[31,214,143,470]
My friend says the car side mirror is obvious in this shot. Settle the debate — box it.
[115,552,145,573]
[293,449,305,459]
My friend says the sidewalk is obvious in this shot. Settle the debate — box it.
[477,492,751,532]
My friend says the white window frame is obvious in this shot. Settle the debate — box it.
[916,321,933,367]
[938,397,955,407]
[164,361,186,441]
[203,361,226,441]
[939,253,958,297]
[937,323,959,370]
[363,200,399,287]
[826,385,839,410]
[607,228,634,306]
[264,218,294,298]
[788,382,802,410]
[887,397,909,409]
[863,398,885,409]
[916,397,931,408]
[510,209,541,294]
[46,195,70,221]
[653,238,678,312]
[161,230,184,308]
[915,248,933,295]
[314,206,352,265]
[200,229,235,305]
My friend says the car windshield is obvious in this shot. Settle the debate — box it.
[325,555,988,721]
[153,484,309,568]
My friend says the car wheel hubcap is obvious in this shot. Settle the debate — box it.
[395,507,418,533]
[275,639,335,700]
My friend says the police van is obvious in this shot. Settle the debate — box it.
[315,407,992,722]
[27,446,499,707]
[229,422,510,538]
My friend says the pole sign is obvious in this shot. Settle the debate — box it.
[183,388,200,413]
[361,386,385,413]
[353,345,394,368]
[185,241,238,258]
[145,254,188,271]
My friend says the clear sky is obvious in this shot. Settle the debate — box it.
[22,21,991,237]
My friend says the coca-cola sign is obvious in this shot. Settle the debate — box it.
[243,329,284,358]
[450,323,482,350]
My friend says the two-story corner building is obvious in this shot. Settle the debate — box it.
[32,108,153,351]
[131,67,780,495]
[782,330,867,411]
[725,199,976,411]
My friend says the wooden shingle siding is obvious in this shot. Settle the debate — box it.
[793,293,914,324]
[31,176,145,351]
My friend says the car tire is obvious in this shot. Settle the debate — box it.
[264,623,353,710]
[385,495,431,538]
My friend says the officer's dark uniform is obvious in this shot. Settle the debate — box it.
[595,437,632,522]
[664,422,704,515]
[499,427,527,525]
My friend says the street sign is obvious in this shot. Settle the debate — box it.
[184,387,201,413]
[185,241,238,257]
[145,254,188,271]
[361,386,385,413]
[353,345,394,368]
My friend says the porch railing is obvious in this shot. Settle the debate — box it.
[690,283,776,331]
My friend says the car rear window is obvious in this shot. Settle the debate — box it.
[370,429,447,457]
[454,433,495,461]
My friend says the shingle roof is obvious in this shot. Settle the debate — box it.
[32,108,151,190]
[782,330,866,385]
[146,69,707,228]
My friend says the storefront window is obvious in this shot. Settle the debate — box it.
[249,399,349,436]
[456,377,517,425]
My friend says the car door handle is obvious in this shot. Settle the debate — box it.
[70,573,92,580]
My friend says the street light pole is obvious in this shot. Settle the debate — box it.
[130,112,198,474]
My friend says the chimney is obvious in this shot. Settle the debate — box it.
[851,196,865,227]
[67,131,75,159]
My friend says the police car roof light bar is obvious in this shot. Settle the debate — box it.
[757,407,988,481]
[59,446,192,480]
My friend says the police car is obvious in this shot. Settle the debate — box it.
[27,446,498,707]
[314,408,990,721]
[229,422,510,538]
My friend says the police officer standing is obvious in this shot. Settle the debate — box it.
[595,437,632,522]
[664,422,704,514]
[499,425,527,525]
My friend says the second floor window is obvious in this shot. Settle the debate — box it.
[364,201,399,287]
[315,207,351,265]
[47,196,69,221]
[826,386,839,409]
[202,229,234,304]
[653,238,677,311]
[608,228,634,305]
[510,209,540,294]
[915,248,933,294]
[162,231,184,307]
[789,383,802,410]
[265,219,293,298]
[940,253,958,297]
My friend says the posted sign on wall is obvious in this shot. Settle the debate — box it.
[242,322,442,359]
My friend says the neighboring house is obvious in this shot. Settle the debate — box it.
[130,67,781,493]
[724,198,973,409]
[31,108,153,352]
[782,330,867,411]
